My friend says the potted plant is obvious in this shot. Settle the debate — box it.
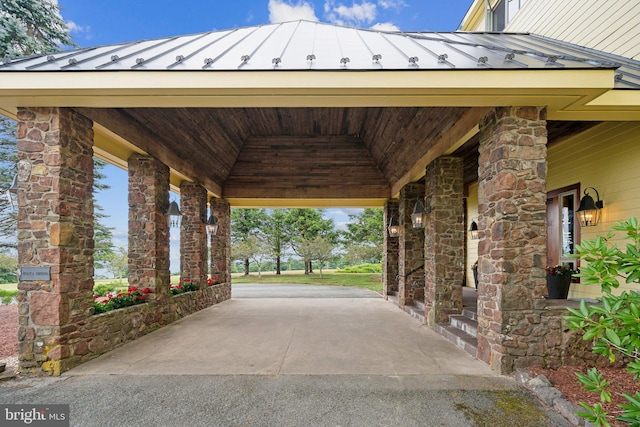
[545,264,577,299]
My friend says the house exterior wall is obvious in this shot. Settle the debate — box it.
[466,121,640,300]
[505,0,640,60]
[462,0,640,61]
[546,121,640,299]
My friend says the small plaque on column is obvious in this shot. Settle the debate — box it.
[20,267,51,281]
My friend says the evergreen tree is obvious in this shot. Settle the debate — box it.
[0,0,75,58]
[0,117,17,247]
[93,159,114,269]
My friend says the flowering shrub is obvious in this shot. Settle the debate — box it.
[171,280,199,295]
[545,263,577,276]
[208,275,223,286]
[93,286,150,314]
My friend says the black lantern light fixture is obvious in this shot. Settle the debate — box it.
[387,216,400,237]
[469,219,479,239]
[166,200,182,228]
[576,187,604,227]
[412,198,425,229]
[206,213,219,236]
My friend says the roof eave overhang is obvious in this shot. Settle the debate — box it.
[0,69,628,118]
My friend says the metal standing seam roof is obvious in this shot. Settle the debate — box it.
[1,20,639,89]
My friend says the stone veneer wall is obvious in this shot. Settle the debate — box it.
[383,200,399,296]
[210,198,231,284]
[476,106,548,374]
[128,154,171,303]
[16,107,95,376]
[75,283,231,363]
[180,182,208,288]
[424,157,464,325]
[398,182,425,306]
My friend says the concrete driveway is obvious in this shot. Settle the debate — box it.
[0,284,570,426]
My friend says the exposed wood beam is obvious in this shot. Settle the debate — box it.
[78,107,223,197]
[390,107,491,196]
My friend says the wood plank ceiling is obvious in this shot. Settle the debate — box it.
[80,106,475,201]
[79,107,599,203]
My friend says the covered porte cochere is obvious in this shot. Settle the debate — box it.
[1,21,639,375]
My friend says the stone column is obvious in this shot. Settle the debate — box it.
[16,107,94,375]
[209,198,231,284]
[398,182,425,307]
[424,156,464,326]
[128,155,170,301]
[476,107,548,374]
[383,200,399,297]
[179,182,208,289]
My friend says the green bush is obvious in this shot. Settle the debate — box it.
[337,263,382,273]
[565,217,640,427]
[0,289,17,305]
[93,283,117,296]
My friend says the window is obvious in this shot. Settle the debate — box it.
[547,184,580,272]
[491,0,528,31]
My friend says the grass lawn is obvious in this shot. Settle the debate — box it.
[0,272,383,293]
[231,271,383,292]
[0,283,17,291]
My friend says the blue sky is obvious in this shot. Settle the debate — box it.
[59,0,473,47]
[54,0,473,274]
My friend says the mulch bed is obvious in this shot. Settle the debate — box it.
[0,304,18,359]
[530,365,639,427]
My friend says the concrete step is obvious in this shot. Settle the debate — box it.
[401,304,425,324]
[434,323,478,359]
[462,307,477,321]
[449,314,478,337]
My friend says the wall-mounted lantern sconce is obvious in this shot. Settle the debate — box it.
[576,187,604,227]
[412,199,425,229]
[387,216,400,237]
[165,200,182,228]
[206,213,219,236]
[469,219,479,239]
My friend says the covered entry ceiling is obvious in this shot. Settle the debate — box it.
[79,106,488,205]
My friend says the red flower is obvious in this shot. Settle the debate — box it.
[142,287,151,293]
[128,286,138,292]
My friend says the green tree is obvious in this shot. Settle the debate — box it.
[231,208,267,275]
[93,158,114,270]
[232,235,269,278]
[342,208,384,264]
[0,116,17,247]
[285,209,336,274]
[0,0,75,58]
[565,217,640,427]
[262,209,291,275]
[0,249,17,282]
[309,236,336,279]
[104,247,128,283]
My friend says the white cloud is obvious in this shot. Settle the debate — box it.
[377,0,407,10]
[66,21,91,34]
[370,22,400,32]
[268,0,319,23]
[324,1,377,26]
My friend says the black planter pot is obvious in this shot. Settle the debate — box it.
[546,274,571,299]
